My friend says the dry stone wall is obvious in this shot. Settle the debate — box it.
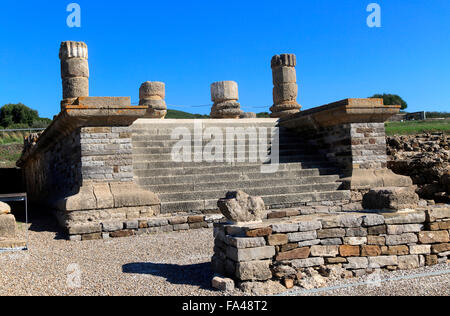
[212,207,450,289]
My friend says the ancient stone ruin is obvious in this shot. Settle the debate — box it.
[210,81,242,119]
[15,41,437,246]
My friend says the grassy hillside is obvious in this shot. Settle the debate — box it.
[386,120,450,135]
[165,110,210,119]
[0,143,22,168]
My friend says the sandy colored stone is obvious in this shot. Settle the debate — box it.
[276,247,310,261]
[218,191,266,224]
[0,202,11,215]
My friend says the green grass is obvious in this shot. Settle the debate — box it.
[0,131,26,145]
[386,120,450,135]
[0,143,22,168]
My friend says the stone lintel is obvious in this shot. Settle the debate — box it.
[279,98,400,130]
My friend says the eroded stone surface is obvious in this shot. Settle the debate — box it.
[218,191,266,224]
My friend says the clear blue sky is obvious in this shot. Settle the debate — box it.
[0,0,449,119]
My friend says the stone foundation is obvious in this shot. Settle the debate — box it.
[212,206,450,289]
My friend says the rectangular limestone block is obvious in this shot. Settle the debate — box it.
[227,246,275,262]
[226,236,267,249]
[418,231,450,244]
[290,257,325,269]
[74,97,131,107]
[310,245,339,257]
[385,233,418,246]
[287,231,317,243]
[398,255,420,270]
[275,247,310,261]
[236,260,272,281]
[383,211,426,225]
[368,256,398,268]
[387,224,423,235]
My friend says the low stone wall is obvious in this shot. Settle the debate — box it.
[212,207,450,289]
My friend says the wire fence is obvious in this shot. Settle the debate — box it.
[0,128,46,133]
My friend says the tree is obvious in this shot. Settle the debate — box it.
[0,103,43,128]
[369,94,408,110]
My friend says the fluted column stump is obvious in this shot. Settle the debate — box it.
[270,54,301,118]
[59,41,89,109]
[210,81,242,119]
[139,82,167,119]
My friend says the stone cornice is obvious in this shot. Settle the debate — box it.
[279,98,400,130]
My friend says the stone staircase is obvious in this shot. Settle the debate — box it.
[132,119,351,214]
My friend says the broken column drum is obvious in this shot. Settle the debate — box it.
[139,81,167,119]
[59,41,89,101]
[210,81,242,119]
[270,54,301,118]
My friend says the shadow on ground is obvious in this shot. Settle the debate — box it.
[122,262,214,290]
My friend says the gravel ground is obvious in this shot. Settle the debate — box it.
[1,214,449,296]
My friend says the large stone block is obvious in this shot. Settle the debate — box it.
[275,247,310,261]
[363,187,419,210]
[384,211,426,225]
[287,231,317,243]
[310,245,339,257]
[236,260,272,281]
[385,233,418,246]
[226,236,266,249]
[290,257,325,269]
[227,246,275,262]
[398,255,420,270]
[344,257,368,270]
[368,256,398,268]
[418,231,449,244]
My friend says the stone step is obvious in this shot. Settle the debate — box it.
[132,149,317,162]
[134,162,335,177]
[136,168,339,185]
[132,142,314,154]
[158,183,342,202]
[132,132,299,142]
[131,138,306,148]
[142,175,341,193]
[133,156,330,170]
[132,145,315,155]
[160,190,351,214]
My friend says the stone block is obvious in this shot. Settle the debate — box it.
[368,225,387,235]
[383,211,426,225]
[287,231,317,243]
[226,236,266,249]
[361,245,382,257]
[346,227,368,237]
[110,230,135,238]
[102,221,124,232]
[344,257,369,270]
[385,233,418,246]
[297,220,322,232]
[425,255,438,266]
[267,234,289,246]
[398,255,420,270]
[418,231,449,244]
[275,247,310,261]
[339,245,360,257]
[68,223,101,235]
[227,246,275,262]
[382,245,409,256]
[317,228,346,239]
[81,233,102,241]
[245,227,273,237]
[362,214,385,227]
[298,239,321,247]
[367,236,385,246]
[426,208,450,222]
[310,245,339,257]
[290,257,325,269]
[212,276,235,292]
[272,223,299,233]
[368,256,398,268]
[320,238,343,245]
[409,245,431,255]
[386,224,423,235]
[236,260,272,281]
[343,237,367,246]
[173,224,190,231]
[431,243,450,254]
